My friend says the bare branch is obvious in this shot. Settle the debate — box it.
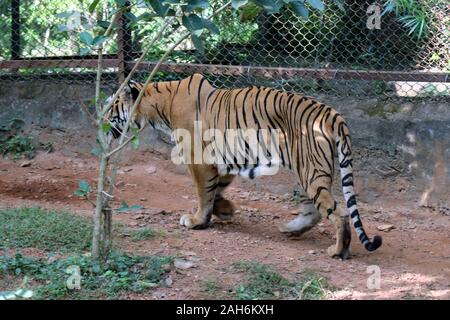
[76,94,98,127]
[106,122,147,158]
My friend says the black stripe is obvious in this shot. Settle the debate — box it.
[312,186,327,205]
[187,75,194,95]
[205,183,218,193]
[341,173,353,186]
[347,195,356,208]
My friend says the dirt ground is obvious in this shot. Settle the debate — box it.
[0,146,449,300]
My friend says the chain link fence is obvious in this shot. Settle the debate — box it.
[0,0,449,98]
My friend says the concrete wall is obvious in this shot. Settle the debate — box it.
[1,79,449,177]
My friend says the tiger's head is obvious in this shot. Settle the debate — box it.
[105,81,145,139]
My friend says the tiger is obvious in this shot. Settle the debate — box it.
[106,73,382,259]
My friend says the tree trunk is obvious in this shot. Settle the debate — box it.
[91,152,108,262]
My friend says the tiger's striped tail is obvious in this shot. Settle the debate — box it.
[335,118,382,252]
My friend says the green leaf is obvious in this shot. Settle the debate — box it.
[89,0,101,13]
[191,35,205,55]
[136,12,156,22]
[239,3,263,22]
[79,180,92,193]
[130,127,139,136]
[147,0,171,17]
[92,35,108,47]
[79,32,93,46]
[97,20,111,29]
[131,135,140,149]
[124,11,138,22]
[115,0,128,6]
[117,202,130,213]
[99,91,108,102]
[74,190,85,197]
[185,0,209,12]
[232,0,249,9]
[80,47,91,55]
[130,204,142,211]
[90,147,102,157]
[306,0,324,11]
[252,0,282,14]
[182,14,204,34]
[290,1,309,19]
[202,18,219,34]
[102,122,112,134]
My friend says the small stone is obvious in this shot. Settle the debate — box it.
[164,276,173,287]
[123,167,133,172]
[140,198,147,201]
[377,224,395,232]
[174,259,195,269]
[290,210,298,215]
[20,161,32,167]
[308,250,316,255]
[152,291,166,299]
[145,166,157,174]
[133,214,145,220]
[161,264,171,271]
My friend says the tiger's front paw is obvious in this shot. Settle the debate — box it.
[180,214,209,229]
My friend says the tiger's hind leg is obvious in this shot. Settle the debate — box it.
[180,164,219,229]
[306,183,351,259]
[213,174,235,221]
[278,186,321,235]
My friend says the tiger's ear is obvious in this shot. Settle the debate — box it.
[125,81,140,102]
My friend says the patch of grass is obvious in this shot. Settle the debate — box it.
[130,228,155,241]
[233,261,331,300]
[233,261,290,300]
[117,227,165,242]
[0,119,53,160]
[0,251,174,299]
[130,228,157,242]
[291,271,332,300]
[200,278,228,299]
[0,207,92,253]
[0,135,36,160]
[201,278,222,294]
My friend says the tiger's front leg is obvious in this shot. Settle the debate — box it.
[180,164,219,229]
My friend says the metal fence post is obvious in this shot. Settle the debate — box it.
[117,1,133,83]
[11,0,21,60]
